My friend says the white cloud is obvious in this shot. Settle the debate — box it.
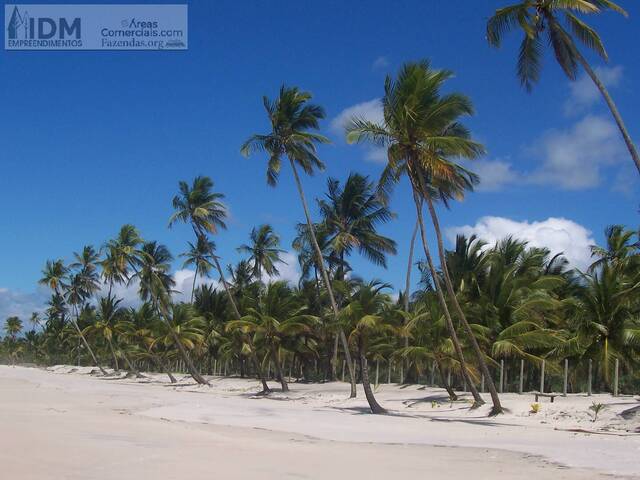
[330,98,383,134]
[528,115,625,190]
[0,287,48,332]
[270,251,301,285]
[464,158,521,192]
[372,56,389,70]
[565,66,623,116]
[446,216,595,270]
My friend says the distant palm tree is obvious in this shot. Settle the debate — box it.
[134,241,176,305]
[238,224,286,281]
[589,225,639,273]
[346,61,495,412]
[317,173,397,281]
[70,246,101,305]
[169,178,269,390]
[180,236,216,302]
[38,259,69,294]
[241,85,358,399]
[4,316,22,340]
[487,0,639,175]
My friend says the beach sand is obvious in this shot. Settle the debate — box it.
[1,365,638,479]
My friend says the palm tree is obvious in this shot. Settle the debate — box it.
[4,316,22,340]
[241,85,358,399]
[134,241,176,305]
[70,246,101,305]
[317,173,397,281]
[84,295,124,370]
[346,61,496,412]
[487,0,639,175]
[108,224,207,385]
[180,236,216,302]
[62,272,108,375]
[227,281,318,392]
[39,259,68,294]
[169,178,269,390]
[589,225,639,273]
[341,281,397,414]
[237,224,286,281]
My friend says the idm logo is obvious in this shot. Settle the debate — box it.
[7,6,80,40]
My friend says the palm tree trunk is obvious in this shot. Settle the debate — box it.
[553,18,640,176]
[411,190,485,408]
[289,158,359,400]
[190,264,199,303]
[271,346,288,392]
[107,338,119,371]
[122,351,145,379]
[402,219,419,381]
[359,344,386,414]
[422,192,502,414]
[436,359,458,401]
[71,306,107,375]
[152,354,177,383]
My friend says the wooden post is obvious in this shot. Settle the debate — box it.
[267,361,271,379]
[613,358,619,397]
[481,374,485,393]
[341,360,345,382]
[213,359,217,376]
[430,362,436,386]
[519,359,524,394]
[388,360,392,384]
[447,368,451,388]
[588,359,592,396]
[563,359,568,396]
[540,360,545,393]
[375,359,379,388]
[288,362,292,381]
[400,364,404,384]
[499,359,504,393]
[224,360,228,377]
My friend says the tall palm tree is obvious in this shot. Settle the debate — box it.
[487,0,639,175]
[180,236,216,302]
[241,85,358,399]
[169,178,269,390]
[346,61,497,412]
[39,259,68,294]
[4,316,22,341]
[70,246,101,305]
[317,173,397,281]
[134,241,176,305]
[237,224,286,281]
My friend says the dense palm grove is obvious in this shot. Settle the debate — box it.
[2,1,639,415]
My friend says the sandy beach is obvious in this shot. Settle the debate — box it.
[1,365,638,480]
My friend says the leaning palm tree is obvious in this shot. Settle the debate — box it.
[346,61,498,412]
[237,224,286,281]
[241,85,358,399]
[180,236,216,302]
[169,178,270,391]
[487,0,639,175]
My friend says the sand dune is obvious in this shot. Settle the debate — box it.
[1,365,638,479]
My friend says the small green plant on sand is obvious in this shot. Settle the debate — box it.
[589,402,605,422]
[431,400,440,409]
[530,403,541,414]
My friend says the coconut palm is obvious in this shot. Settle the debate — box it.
[317,173,397,281]
[237,224,286,281]
[180,236,216,302]
[38,259,69,294]
[70,246,101,304]
[227,281,318,392]
[169,178,269,390]
[341,281,398,414]
[4,316,23,341]
[241,85,358,399]
[589,225,639,273]
[486,0,639,175]
[346,61,495,412]
[134,241,176,304]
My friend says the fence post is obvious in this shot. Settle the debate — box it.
[563,359,568,396]
[388,360,392,384]
[447,369,452,388]
[341,360,345,382]
[430,362,436,386]
[588,359,592,396]
[540,360,545,393]
[499,359,504,393]
[613,358,619,397]
[519,359,524,394]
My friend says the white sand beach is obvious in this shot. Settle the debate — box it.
[1,365,638,480]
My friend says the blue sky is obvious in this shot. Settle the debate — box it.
[1,0,638,322]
